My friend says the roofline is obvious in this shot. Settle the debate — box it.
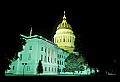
[20,34,58,46]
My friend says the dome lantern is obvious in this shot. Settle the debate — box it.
[57,11,72,30]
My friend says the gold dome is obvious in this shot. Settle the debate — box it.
[57,11,72,30]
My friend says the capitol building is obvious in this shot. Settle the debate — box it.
[6,11,92,75]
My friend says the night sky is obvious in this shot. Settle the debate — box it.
[2,1,119,55]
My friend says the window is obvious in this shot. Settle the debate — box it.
[49,67,50,71]
[70,39,71,42]
[59,69,61,72]
[28,53,31,60]
[55,68,56,72]
[13,66,15,70]
[52,67,53,72]
[41,54,43,61]
[45,67,47,71]
[68,38,69,42]
[19,54,22,60]
[70,36,72,42]
[45,48,46,52]
[48,57,50,63]
[55,58,56,63]
[60,60,61,65]
[63,38,65,42]
[44,56,47,62]
[27,66,30,71]
[51,58,52,63]
[62,61,63,65]
[41,47,43,51]
[29,46,32,50]
[60,55,61,58]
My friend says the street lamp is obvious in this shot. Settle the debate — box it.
[22,63,27,76]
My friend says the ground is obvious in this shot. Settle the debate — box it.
[2,75,119,82]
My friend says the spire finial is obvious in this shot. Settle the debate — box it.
[30,27,32,37]
[63,11,66,19]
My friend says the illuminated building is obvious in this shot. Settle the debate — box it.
[6,11,92,76]
[6,34,70,75]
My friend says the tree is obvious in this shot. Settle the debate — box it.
[0,33,26,77]
[64,53,78,74]
[81,22,120,76]
[79,66,85,75]
[37,60,43,75]
[0,13,26,77]
[64,53,85,75]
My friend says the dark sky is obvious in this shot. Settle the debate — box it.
[2,1,95,39]
[2,1,119,55]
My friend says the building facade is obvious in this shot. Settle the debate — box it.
[6,35,70,75]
